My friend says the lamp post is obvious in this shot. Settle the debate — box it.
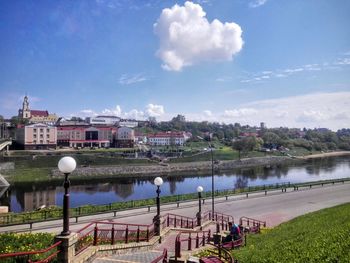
[197,136,215,220]
[153,176,163,236]
[196,186,203,226]
[58,156,76,236]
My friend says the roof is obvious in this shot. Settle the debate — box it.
[30,110,49,117]
[148,131,186,139]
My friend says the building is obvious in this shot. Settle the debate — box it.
[15,123,57,150]
[86,116,120,126]
[18,96,58,124]
[119,120,138,128]
[148,131,190,146]
[116,126,134,148]
[57,125,116,148]
[134,132,147,144]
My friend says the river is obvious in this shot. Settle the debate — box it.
[1,156,349,212]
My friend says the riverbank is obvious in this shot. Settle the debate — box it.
[51,156,295,178]
[297,151,350,159]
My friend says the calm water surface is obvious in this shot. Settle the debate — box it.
[2,156,349,212]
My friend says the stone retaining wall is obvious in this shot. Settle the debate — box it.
[51,156,293,178]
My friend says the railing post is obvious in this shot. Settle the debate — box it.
[207,230,211,243]
[175,236,181,259]
[188,233,192,251]
[181,218,183,228]
[125,226,129,244]
[216,222,220,233]
[146,227,149,242]
[111,226,115,245]
[196,233,199,248]
[174,216,177,228]
[167,215,170,227]
[186,219,189,228]
[137,227,140,242]
[202,232,205,246]
[93,226,98,246]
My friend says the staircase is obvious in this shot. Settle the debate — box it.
[93,250,164,263]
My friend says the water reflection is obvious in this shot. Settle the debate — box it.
[1,156,349,212]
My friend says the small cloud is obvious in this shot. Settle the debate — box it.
[154,1,243,71]
[78,109,98,117]
[216,76,232,82]
[146,104,165,117]
[284,68,304,74]
[102,105,122,116]
[124,109,145,119]
[249,0,268,8]
[118,74,147,85]
[296,110,328,123]
[223,108,257,118]
[203,110,213,117]
[274,73,287,78]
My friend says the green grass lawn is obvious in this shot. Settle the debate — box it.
[234,203,350,262]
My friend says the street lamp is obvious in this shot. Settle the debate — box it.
[197,136,215,220]
[196,186,203,226]
[153,176,163,236]
[58,156,76,236]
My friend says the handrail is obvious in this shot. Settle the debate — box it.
[150,248,168,263]
[0,241,62,261]
[175,230,211,260]
[240,216,266,227]
[200,242,234,263]
[75,220,155,255]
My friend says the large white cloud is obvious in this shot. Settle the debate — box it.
[154,1,243,71]
[146,104,165,117]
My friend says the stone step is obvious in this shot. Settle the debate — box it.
[93,250,164,263]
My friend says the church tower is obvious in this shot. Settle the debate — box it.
[20,95,31,119]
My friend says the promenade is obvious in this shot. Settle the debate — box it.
[2,181,349,234]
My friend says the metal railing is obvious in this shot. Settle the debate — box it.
[150,248,168,263]
[240,216,266,229]
[174,230,211,261]
[75,221,155,255]
[0,241,62,263]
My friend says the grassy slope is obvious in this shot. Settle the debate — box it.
[234,203,350,262]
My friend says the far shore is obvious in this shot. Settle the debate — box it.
[296,151,350,160]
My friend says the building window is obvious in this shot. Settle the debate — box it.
[33,128,37,132]
[46,129,50,133]
[40,140,43,144]
[40,129,44,132]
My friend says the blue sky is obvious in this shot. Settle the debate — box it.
[0,0,349,130]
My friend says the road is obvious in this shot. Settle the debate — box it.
[1,182,349,234]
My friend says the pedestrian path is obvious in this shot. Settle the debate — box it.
[93,250,163,263]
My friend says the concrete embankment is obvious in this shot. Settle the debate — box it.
[51,156,293,178]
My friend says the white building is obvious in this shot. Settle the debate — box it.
[148,131,189,146]
[87,116,120,126]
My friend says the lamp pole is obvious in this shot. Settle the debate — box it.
[210,142,214,220]
[153,177,163,236]
[196,186,203,226]
[197,136,215,220]
[58,156,76,236]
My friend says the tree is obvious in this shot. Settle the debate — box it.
[232,136,259,160]
[262,132,281,148]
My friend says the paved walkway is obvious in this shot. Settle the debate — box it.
[1,182,349,234]
[89,183,350,263]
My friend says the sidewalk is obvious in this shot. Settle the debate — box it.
[1,181,350,234]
